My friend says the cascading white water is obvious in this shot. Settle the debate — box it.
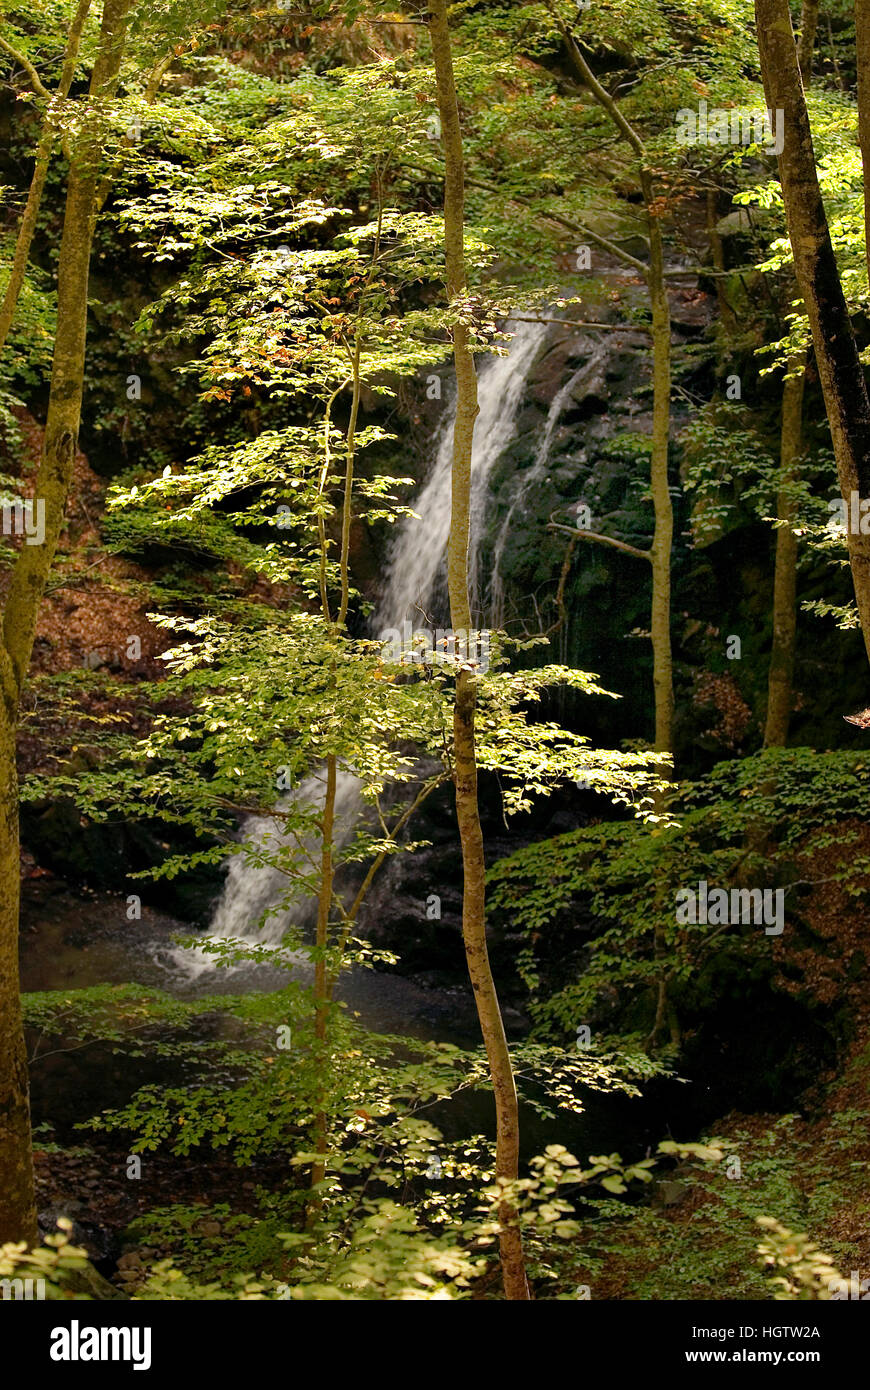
[488,342,607,628]
[169,318,550,980]
[164,767,364,980]
[373,318,548,630]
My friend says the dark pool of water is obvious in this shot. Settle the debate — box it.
[20,877,711,1164]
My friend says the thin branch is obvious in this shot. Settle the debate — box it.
[0,35,51,100]
[549,4,646,161]
[401,162,650,277]
[325,773,446,994]
[548,517,650,562]
[44,555,109,592]
[545,534,578,639]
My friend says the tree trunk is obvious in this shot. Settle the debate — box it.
[555,24,674,755]
[0,0,93,356]
[427,0,529,1301]
[644,169,675,756]
[307,753,336,1211]
[798,0,821,82]
[705,188,737,338]
[0,0,133,1245]
[764,352,806,747]
[552,14,675,1048]
[856,0,870,287]
[760,0,809,751]
[0,691,34,1244]
[756,0,870,665]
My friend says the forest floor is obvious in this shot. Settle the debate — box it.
[581,1041,870,1300]
[26,1036,870,1299]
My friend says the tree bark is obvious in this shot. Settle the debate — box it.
[0,0,134,1245]
[555,21,674,754]
[645,167,675,755]
[764,352,806,747]
[427,0,529,1301]
[756,0,870,665]
[0,0,93,357]
[856,0,870,287]
[798,0,821,82]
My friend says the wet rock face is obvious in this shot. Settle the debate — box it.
[358,773,588,994]
[20,799,223,926]
[470,301,862,764]
[478,320,681,745]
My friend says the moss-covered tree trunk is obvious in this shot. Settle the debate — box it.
[856,0,870,288]
[643,168,674,756]
[427,0,529,1301]
[0,0,133,1245]
[556,23,674,755]
[756,0,870,664]
[764,353,806,747]
[0,0,93,357]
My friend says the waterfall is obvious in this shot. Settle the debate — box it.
[209,769,363,944]
[162,769,363,981]
[488,341,607,628]
[168,318,549,980]
[373,317,548,631]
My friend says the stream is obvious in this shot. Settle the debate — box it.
[18,315,717,1268]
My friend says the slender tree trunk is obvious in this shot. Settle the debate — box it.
[0,0,133,1245]
[550,12,675,1047]
[762,0,812,747]
[644,169,675,756]
[756,0,870,665]
[0,691,33,1243]
[305,184,384,1210]
[705,187,737,338]
[0,0,93,357]
[798,0,821,81]
[307,753,336,1211]
[764,352,806,747]
[427,0,529,1301]
[856,1,870,288]
[555,22,674,755]
[760,0,815,743]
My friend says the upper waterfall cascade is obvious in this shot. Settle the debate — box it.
[373,318,549,633]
